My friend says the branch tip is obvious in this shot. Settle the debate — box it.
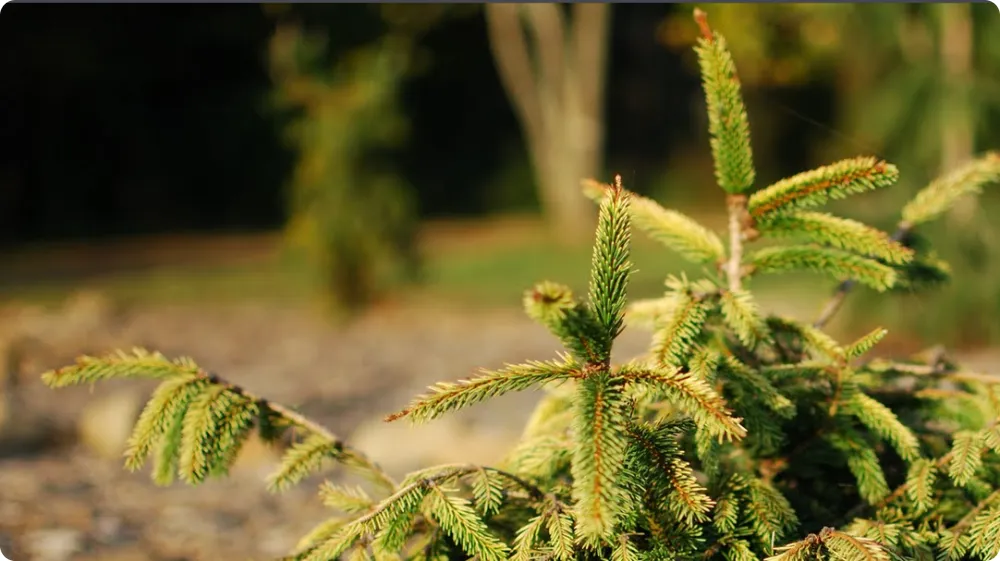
[384,410,408,423]
[693,8,713,42]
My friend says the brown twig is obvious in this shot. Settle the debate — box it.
[726,194,751,293]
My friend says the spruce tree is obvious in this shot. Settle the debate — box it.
[41,9,1000,561]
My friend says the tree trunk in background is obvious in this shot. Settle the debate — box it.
[485,4,611,245]
[939,3,976,223]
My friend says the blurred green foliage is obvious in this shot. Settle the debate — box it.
[269,24,420,320]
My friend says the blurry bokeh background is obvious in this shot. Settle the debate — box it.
[0,3,998,560]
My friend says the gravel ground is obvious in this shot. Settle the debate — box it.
[1,295,997,561]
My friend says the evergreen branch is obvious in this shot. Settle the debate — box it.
[297,521,368,561]
[951,487,1000,546]
[842,519,904,552]
[583,179,725,264]
[505,435,574,481]
[178,384,230,484]
[385,356,580,424]
[625,420,714,525]
[901,151,1000,227]
[721,357,795,418]
[766,317,845,362]
[936,529,969,560]
[511,513,548,561]
[547,511,576,560]
[844,417,1000,523]
[268,433,346,493]
[815,153,1000,329]
[719,288,768,348]
[524,282,609,364]
[768,528,889,561]
[766,532,822,561]
[969,506,1000,559]
[620,364,747,442]
[846,458,954,525]
[524,281,577,328]
[302,477,433,560]
[207,392,259,477]
[757,211,913,265]
[846,391,922,462]
[318,482,374,514]
[821,529,891,561]
[408,462,554,503]
[720,539,758,561]
[124,374,208,472]
[470,467,505,516]
[611,535,641,561]
[694,8,755,195]
[151,383,195,485]
[41,348,201,386]
[903,459,938,514]
[812,225,909,330]
[588,175,633,342]
[745,478,799,553]
[845,328,888,360]
[633,196,728,265]
[289,517,349,558]
[746,245,897,292]
[41,348,393,491]
[948,430,985,487]
[651,286,711,366]
[748,157,898,220]
[712,478,743,534]
[424,483,510,561]
[571,376,629,545]
[827,430,890,504]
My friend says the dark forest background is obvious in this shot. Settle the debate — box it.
[0,3,834,245]
[1,2,999,345]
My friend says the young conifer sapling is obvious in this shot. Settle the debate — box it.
[41,8,1000,561]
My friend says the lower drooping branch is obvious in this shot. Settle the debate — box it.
[203,371,396,488]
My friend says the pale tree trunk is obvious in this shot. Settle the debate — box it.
[939,3,976,224]
[485,4,611,244]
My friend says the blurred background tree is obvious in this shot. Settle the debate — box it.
[484,4,611,244]
[1,3,999,342]
[267,4,476,318]
[268,18,420,319]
